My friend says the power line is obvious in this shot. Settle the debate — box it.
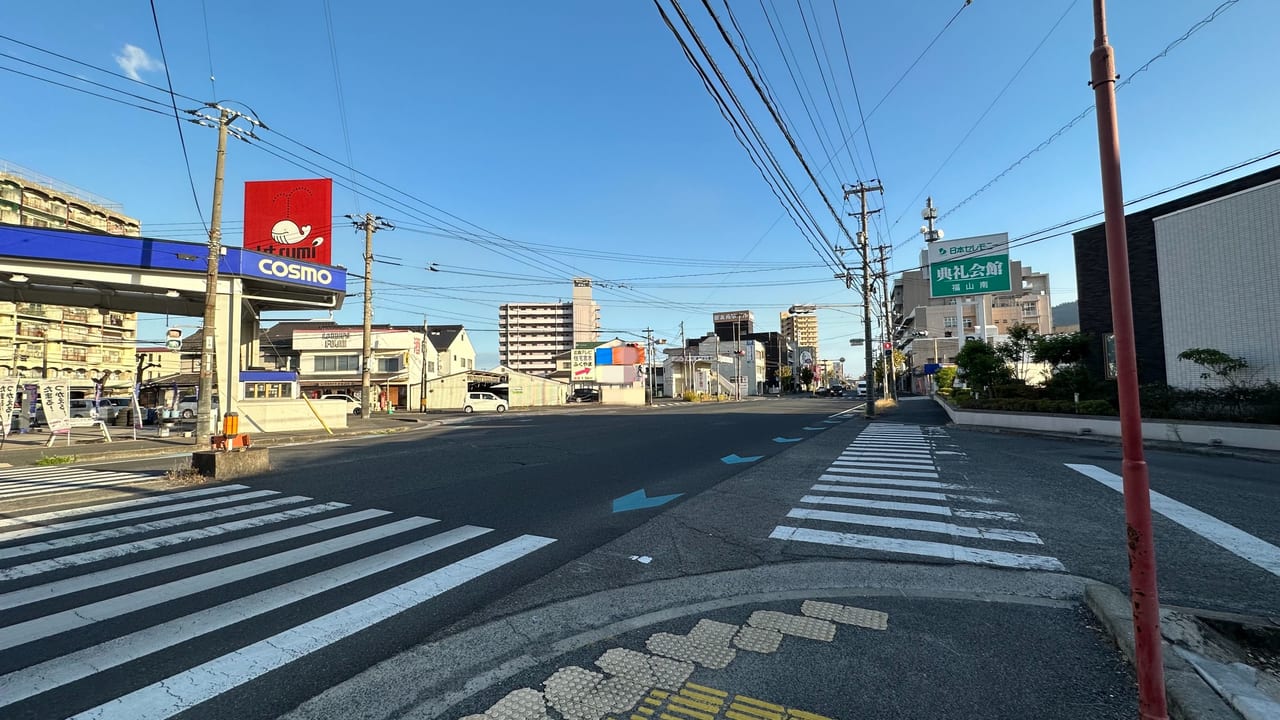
[794,0,867,183]
[941,0,1239,222]
[148,0,207,235]
[893,0,1077,241]
[323,0,359,212]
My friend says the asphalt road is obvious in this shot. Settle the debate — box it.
[2,395,1276,719]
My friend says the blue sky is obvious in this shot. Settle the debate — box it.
[1,1,1275,374]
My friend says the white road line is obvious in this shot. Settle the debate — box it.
[2,525,506,709]
[843,447,933,456]
[0,485,250,529]
[1067,463,1280,578]
[0,509,387,610]
[810,483,948,501]
[0,468,154,485]
[845,443,932,450]
[0,496,312,561]
[832,459,937,470]
[0,503,352,582]
[799,494,952,516]
[769,526,1064,570]
[954,509,1022,521]
[786,508,1044,544]
[0,516,440,651]
[817,474,963,489]
[822,466,939,479]
[0,477,159,501]
[0,490,281,541]
[61,535,555,720]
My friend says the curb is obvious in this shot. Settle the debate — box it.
[0,421,442,468]
[1084,582,1242,719]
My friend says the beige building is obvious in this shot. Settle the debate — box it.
[0,161,142,396]
[498,277,600,375]
[779,308,819,357]
[892,253,1053,390]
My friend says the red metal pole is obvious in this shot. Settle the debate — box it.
[1089,2,1168,718]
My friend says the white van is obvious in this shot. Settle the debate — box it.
[463,391,507,414]
[856,380,868,398]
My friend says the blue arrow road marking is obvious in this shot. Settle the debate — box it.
[823,419,843,424]
[721,453,764,464]
[802,426,826,431]
[612,489,684,513]
[773,437,803,443]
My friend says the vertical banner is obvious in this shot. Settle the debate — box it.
[37,381,70,426]
[243,179,334,265]
[0,380,19,439]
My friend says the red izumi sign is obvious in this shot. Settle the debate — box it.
[243,178,333,265]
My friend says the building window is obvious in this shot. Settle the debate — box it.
[964,318,973,329]
[315,355,359,372]
[943,316,957,328]
[245,382,292,399]
[377,357,402,373]
[428,361,436,373]
[62,347,87,362]
[1022,302,1038,318]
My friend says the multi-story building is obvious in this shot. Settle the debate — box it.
[0,161,142,396]
[892,254,1052,391]
[712,310,754,342]
[779,307,819,358]
[498,277,600,375]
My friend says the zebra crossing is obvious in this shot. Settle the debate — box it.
[769,423,1064,571]
[0,464,167,504]
[0,468,555,719]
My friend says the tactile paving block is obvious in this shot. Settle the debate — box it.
[482,688,550,720]
[646,631,736,669]
[800,600,889,630]
[733,625,784,653]
[746,611,836,642]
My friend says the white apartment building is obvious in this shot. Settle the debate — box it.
[498,277,600,375]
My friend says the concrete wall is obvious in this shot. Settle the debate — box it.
[236,399,349,434]
[935,395,1280,452]
[424,375,468,410]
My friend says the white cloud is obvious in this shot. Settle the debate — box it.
[114,44,164,81]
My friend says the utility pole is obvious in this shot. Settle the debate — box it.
[844,181,883,418]
[196,106,229,445]
[875,244,897,399]
[347,213,393,419]
[1090,2,1166,717]
[678,321,687,396]
[190,102,265,445]
[644,327,654,405]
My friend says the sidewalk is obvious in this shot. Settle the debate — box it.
[0,412,440,467]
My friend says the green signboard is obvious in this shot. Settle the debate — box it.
[928,233,1012,298]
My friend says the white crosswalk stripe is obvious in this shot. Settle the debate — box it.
[0,478,555,717]
[769,423,1063,571]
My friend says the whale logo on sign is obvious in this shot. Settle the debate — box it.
[244,179,333,264]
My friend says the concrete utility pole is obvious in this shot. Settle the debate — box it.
[1089,2,1167,717]
[196,106,230,445]
[644,327,655,405]
[347,213,393,419]
[875,244,897,398]
[844,181,883,418]
[190,102,265,445]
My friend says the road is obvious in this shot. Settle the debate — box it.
[0,396,1276,719]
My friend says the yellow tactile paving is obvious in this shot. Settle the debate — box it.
[745,611,837,642]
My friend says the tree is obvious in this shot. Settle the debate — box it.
[872,350,906,384]
[996,324,1039,382]
[934,366,957,392]
[1176,348,1254,390]
[1032,332,1091,370]
[955,339,1013,395]
[799,365,815,390]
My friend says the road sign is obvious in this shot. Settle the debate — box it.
[924,363,941,375]
[928,233,1011,298]
[166,339,182,351]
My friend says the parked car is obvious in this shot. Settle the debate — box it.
[69,398,117,420]
[320,394,362,414]
[567,388,600,403]
[462,391,507,413]
[175,394,220,419]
